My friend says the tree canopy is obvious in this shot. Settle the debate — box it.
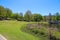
[0,5,60,21]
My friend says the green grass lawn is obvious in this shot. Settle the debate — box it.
[0,20,40,40]
[0,20,60,40]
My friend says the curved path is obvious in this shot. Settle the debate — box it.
[0,34,7,40]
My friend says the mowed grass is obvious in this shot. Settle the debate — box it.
[0,20,40,40]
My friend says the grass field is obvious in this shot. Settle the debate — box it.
[0,20,60,40]
[0,20,40,40]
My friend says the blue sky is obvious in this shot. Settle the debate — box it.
[0,0,60,15]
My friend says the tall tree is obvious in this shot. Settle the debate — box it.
[5,8,12,19]
[0,5,6,20]
[20,12,23,21]
[24,10,32,21]
[49,13,52,21]
[20,12,23,17]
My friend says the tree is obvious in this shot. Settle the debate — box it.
[43,16,46,21]
[5,8,12,19]
[0,5,6,20]
[55,12,60,21]
[12,13,20,20]
[52,15,56,21]
[24,10,32,21]
[11,13,23,21]
[20,12,23,17]
[17,13,23,21]
[0,5,12,20]
[48,13,52,22]
[20,12,23,21]
[32,14,43,22]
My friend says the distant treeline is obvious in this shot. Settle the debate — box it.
[0,5,60,22]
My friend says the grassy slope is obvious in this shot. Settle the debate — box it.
[0,20,40,40]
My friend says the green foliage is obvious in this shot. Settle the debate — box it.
[52,15,56,21]
[21,23,49,40]
[24,10,32,21]
[50,12,60,21]
[0,5,6,20]
[0,5,60,22]
[55,12,60,21]
[32,14,43,22]
[5,8,12,19]
[0,5,12,20]
[16,13,23,21]
[11,13,23,20]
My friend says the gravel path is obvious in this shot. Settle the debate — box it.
[0,34,7,40]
